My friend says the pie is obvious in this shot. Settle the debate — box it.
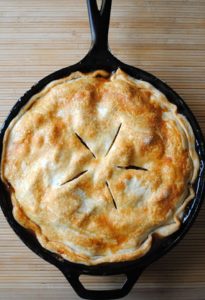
[1,69,199,265]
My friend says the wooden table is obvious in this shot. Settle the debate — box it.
[0,1,205,299]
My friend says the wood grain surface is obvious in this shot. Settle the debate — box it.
[0,0,205,299]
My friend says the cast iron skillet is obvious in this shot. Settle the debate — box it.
[0,1,205,299]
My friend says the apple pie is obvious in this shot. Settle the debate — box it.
[1,69,199,265]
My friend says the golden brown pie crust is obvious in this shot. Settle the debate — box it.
[1,69,199,265]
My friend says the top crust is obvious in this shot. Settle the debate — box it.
[1,69,199,265]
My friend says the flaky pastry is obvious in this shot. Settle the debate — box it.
[1,69,199,265]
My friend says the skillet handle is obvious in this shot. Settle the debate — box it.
[63,268,142,300]
[87,0,112,53]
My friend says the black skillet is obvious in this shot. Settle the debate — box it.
[0,1,205,299]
